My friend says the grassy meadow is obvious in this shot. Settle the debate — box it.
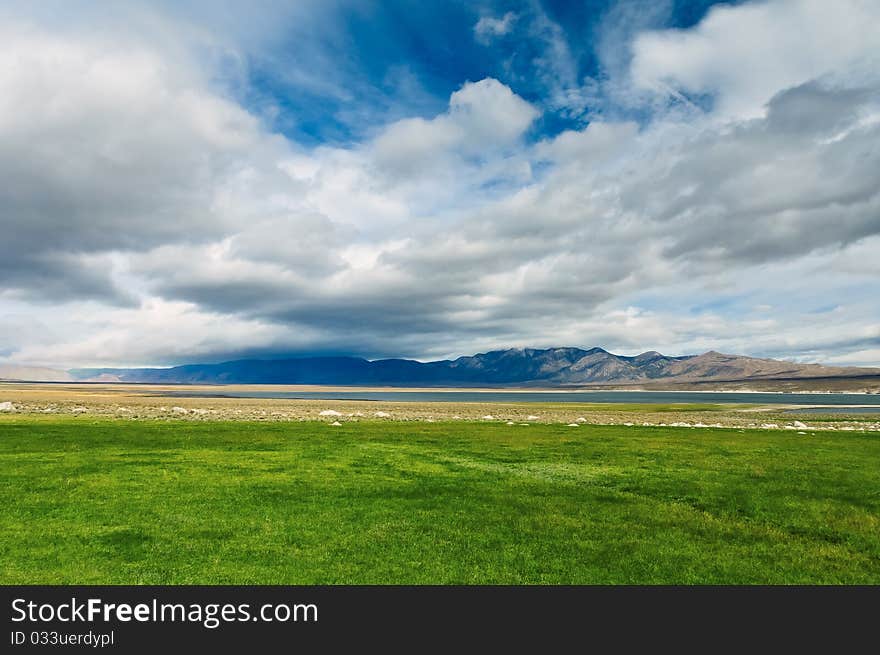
[1,415,879,584]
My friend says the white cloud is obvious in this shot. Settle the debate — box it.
[372,78,539,174]
[474,12,517,43]
[534,121,639,166]
[631,0,880,119]
[0,20,293,301]
[6,299,301,368]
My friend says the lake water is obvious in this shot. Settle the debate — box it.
[161,389,880,406]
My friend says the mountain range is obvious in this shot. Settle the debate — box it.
[9,347,867,387]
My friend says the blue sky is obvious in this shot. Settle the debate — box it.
[0,0,879,369]
[235,0,733,145]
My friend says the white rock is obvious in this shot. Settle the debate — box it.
[792,420,808,429]
[319,410,342,417]
[481,415,495,420]
[623,422,634,427]
[566,423,580,427]
[0,401,14,412]
[374,411,391,418]
[576,417,587,423]
[172,406,188,414]
[506,421,514,425]
[526,415,540,421]
[761,423,779,429]
[329,421,342,426]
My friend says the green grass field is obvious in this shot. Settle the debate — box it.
[1,416,879,584]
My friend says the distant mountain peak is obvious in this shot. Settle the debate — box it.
[61,346,880,386]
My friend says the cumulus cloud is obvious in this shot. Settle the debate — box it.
[0,20,290,303]
[372,78,538,174]
[631,0,880,119]
[1,0,879,368]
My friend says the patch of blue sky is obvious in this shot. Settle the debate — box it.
[229,1,740,147]
[688,295,750,315]
[808,304,841,315]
